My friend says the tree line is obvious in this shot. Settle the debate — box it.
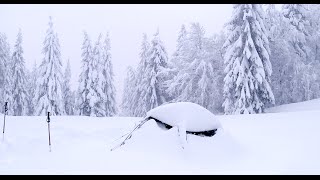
[0,16,117,116]
[1,4,320,117]
[121,4,320,115]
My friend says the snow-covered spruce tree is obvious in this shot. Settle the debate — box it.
[120,66,136,116]
[137,30,169,115]
[88,34,105,117]
[0,33,13,115]
[77,31,92,116]
[265,4,301,105]
[164,25,189,100]
[301,5,320,100]
[166,23,215,111]
[308,4,320,62]
[26,60,38,115]
[34,16,65,116]
[205,32,226,113]
[11,30,29,116]
[265,4,320,104]
[70,91,76,114]
[222,4,275,114]
[171,24,188,69]
[269,37,298,105]
[0,34,5,103]
[63,59,74,115]
[130,33,150,117]
[101,33,117,116]
[165,23,196,99]
[265,5,282,42]
[282,4,311,61]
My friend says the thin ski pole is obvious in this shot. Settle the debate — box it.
[2,102,8,141]
[2,114,5,141]
[47,112,51,152]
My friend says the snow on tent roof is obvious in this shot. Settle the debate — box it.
[146,102,221,132]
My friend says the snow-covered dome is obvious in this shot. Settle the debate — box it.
[146,102,221,132]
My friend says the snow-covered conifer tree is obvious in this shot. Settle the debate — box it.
[34,16,65,116]
[0,33,13,115]
[121,66,136,116]
[166,23,222,113]
[26,60,38,115]
[130,33,150,117]
[282,4,310,60]
[101,33,117,116]
[171,24,188,68]
[11,29,28,116]
[63,59,74,115]
[77,31,93,116]
[88,34,105,117]
[223,4,275,114]
[0,34,5,103]
[137,30,169,114]
[164,25,189,100]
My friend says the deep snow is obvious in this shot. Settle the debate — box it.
[266,98,320,113]
[1,99,320,174]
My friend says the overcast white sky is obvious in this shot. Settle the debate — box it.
[0,4,245,105]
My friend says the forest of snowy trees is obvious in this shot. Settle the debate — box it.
[121,4,320,115]
[0,16,117,117]
[1,4,320,117]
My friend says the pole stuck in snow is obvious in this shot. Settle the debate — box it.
[2,102,8,141]
[47,111,51,152]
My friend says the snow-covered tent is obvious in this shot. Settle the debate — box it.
[111,102,222,151]
[146,102,221,136]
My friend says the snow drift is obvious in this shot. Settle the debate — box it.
[1,99,320,174]
[266,98,320,113]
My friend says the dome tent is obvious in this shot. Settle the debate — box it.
[111,102,222,151]
[147,102,221,136]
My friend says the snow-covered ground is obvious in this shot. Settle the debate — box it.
[266,98,320,113]
[1,99,320,174]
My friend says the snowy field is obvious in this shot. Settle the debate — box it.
[266,98,320,113]
[1,99,320,175]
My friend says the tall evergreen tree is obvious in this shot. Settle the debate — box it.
[131,33,151,116]
[171,24,188,68]
[166,24,211,108]
[282,4,310,60]
[34,16,65,116]
[166,23,224,113]
[121,66,136,116]
[0,34,5,103]
[11,29,28,116]
[165,25,189,100]
[223,4,275,114]
[265,4,300,105]
[101,33,117,116]
[88,34,105,117]
[63,59,74,115]
[77,31,92,116]
[138,30,169,115]
[0,33,13,115]
[26,60,38,115]
[265,4,320,104]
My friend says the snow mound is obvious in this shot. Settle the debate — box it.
[146,102,221,132]
[266,98,320,113]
